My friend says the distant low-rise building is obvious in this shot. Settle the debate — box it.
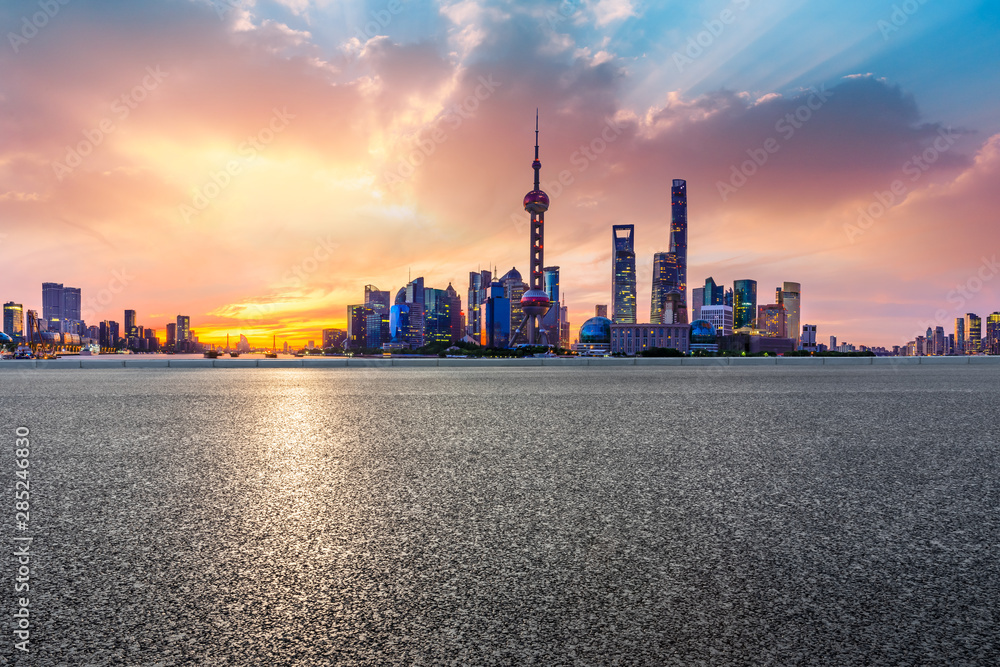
[610,322,689,355]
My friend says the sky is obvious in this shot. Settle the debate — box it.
[1,0,999,348]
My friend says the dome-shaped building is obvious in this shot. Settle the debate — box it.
[573,316,612,356]
[499,267,522,285]
[690,319,719,353]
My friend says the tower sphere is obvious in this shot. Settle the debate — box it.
[523,189,549,213]
[520,287,551,317]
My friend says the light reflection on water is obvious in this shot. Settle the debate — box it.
[1,366,999,664]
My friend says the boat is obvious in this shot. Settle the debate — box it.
[264,334,278,358]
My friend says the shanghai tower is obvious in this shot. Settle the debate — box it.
[650,178,687,323]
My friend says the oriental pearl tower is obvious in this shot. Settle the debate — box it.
[519,111,552,346]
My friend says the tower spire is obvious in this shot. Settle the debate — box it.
[532,109,541,191]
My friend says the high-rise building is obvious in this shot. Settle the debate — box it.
[955,318,965,355]
[757,304,787,338]
[612,225,636,324]
[518,112,555,346]
[389,304,410,346]
[671,179,688,311]
[365,285,391,348]
[560,297,570,348]
[801,324,818,352]
[176,316,190,351]
[480,280,510,348]
[776,282,801,346]
[595,305,608,319]
[691,287,704,322]
[541,266,561,345]
[699,305,733,336]
[124,310,137,338]
[445,283,463,342]
[3,302,24,341]
[63,287,81,332]
[322,328,345,350]
[99,320,120,349]
[423,288,454,344]
[829,335,837,351]
[42,282,63,332]
[25,310,40,344]
[347,304,372,350]
[466,269,491,339]
[499,268,527,345]
[933,326,945,356]
[967,313,981,353]
[166,323,176,347]
[733,279,757,329]
[650,251,678,324]
[986,312,1000,355]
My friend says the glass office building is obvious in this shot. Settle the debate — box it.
[612,225,636,324]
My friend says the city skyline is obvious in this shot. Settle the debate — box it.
[2,1,999,348]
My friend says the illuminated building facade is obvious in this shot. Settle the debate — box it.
[967,313,981,353]
[3,302,24,341]
[612,225,637,323]
[611,323,689,355]
[733,279,757,329]
[987,312,1000,355]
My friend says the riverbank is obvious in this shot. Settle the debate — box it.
[1,355,998,369]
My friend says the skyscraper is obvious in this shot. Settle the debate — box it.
[690,287,704,322]
[671,179,688,312]
[955,317,965,355]
[967,313,981,353]
[3,302,24,341]
[518,112,554,346]
[650,251,678,324]
[347,304,372,350]
[541,266,561,345]
[480,279,510,348]
[176,315,190,351]
[124,310,137,338]
[25,310,40,344]
[448,284,464,342]
[733,279,757,330]
[365,285,391,348]
[42,282,63,331]
[63,287,81,332]
[986,312,1000,355]
[166,323,176,347]
[466,269,491,339]
[423,288,454,344]
[612,225,636,324]
[777,282,801,346]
